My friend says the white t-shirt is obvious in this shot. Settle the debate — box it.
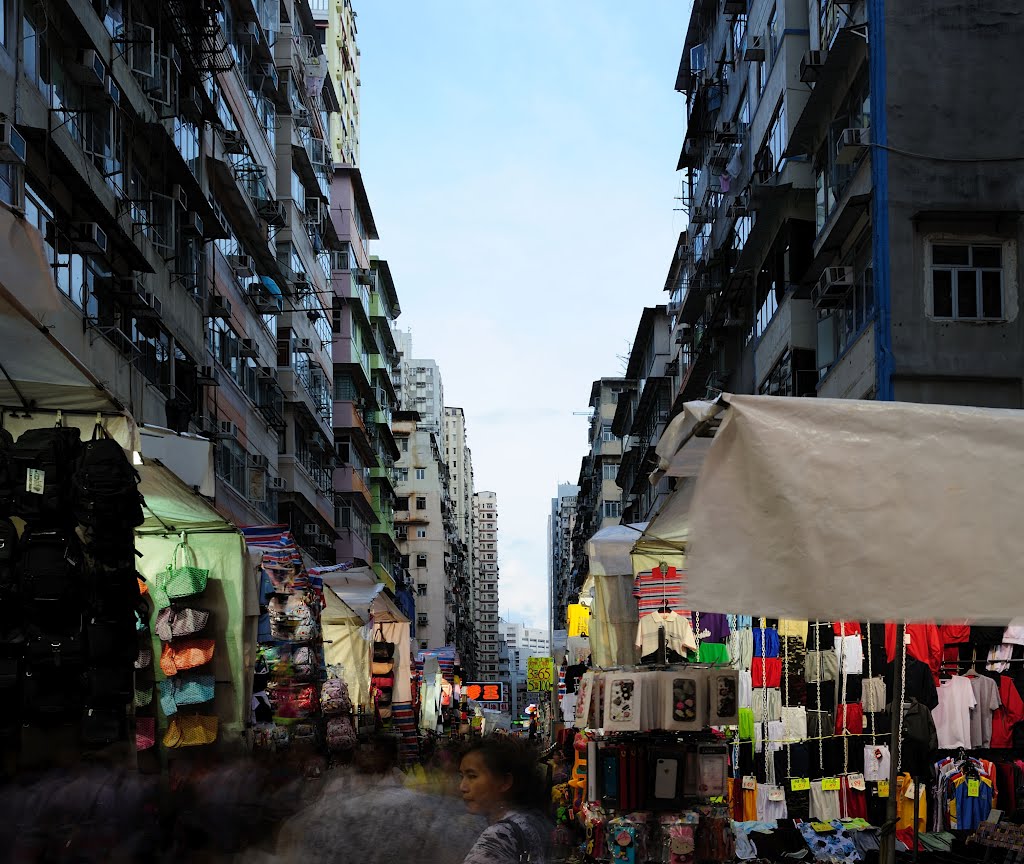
[636,611,697,657]
[834,635,864,676]
[932,676,977,749]
[1004,618,1024,646]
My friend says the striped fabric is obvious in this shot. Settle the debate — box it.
[633,565,688,617]
[558,668,566,698]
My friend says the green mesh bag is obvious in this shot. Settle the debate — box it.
[152,538,209,609]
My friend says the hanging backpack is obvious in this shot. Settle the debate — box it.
[10,425,82,525]
[326,716,356,751]
[71,425,145,531]
[20,528,83,640]
[0,428,15,518]
[0,518,19,634]
[268,594,317,642]
[321,678,352,716]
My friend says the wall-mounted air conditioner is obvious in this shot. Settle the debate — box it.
[197,365,219,385]
[239,337,259,358]
[0,121,27,164]
[208,293,231,319]
[228,254,254,277]
[800,50,827,83]
[249,453,268,468]
[73,222,108,255]
[835,127,870,165]
[296,338,314,354]
[811,266,854,309]
[269,477,286,490]
[73,49,106,87]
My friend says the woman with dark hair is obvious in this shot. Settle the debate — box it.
[459,736,552,863]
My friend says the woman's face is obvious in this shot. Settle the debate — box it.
[459,751,513,820]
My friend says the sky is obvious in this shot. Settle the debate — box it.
[355,2,691,630]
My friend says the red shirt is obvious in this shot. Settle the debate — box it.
[834,621,862,636]
[940,622,972,645]
[885,622,944,683]
[991,676,1024,749]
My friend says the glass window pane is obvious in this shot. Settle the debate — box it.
[981,271,1003,319]
[932,244,969,266]
[957,270,978,318]
[972,246,1001,268]
[932,270,953,317]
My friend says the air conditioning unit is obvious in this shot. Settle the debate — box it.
[0,121,27,164]
[105,78,121,107]
[269,476,286,490]
[724,0,746,14]
[170,184,188,210]
[727,194,750,218]
[302,523,318,536]
[249,453,268,468]
[208,293,231,319]
[239,337,259,358]
[714,121,739,144]
[134,289,162,318]
[836,127,870,164]
[221,129,245,154]
[305,198,322,223]
[180,86,202,118]
[216,420,239,439]
[197,365,219,385]
[73,49,106,87]
[247,283,283,314]
[73,222,108,255]
[316,532,331,546]
[800,50,827,83]
[354,268,373,285]
[258,365,277,381]
[181,212,204,237]
[228,254,254,277]
[812,266,855,308]
[293,107,310,126]
[296,338,314,354]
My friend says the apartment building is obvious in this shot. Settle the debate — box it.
[472,490,500,679]
[669,0,1024,410]
[548,483,579,632]
[309,0,358,166]
[499,621,551,672]
[570,378,629,590]
[0,0,344,561]
[613,306,674,524]
[393,335,445,437]
[445,405,477,670]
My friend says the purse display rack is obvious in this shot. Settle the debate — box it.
[147,535,218,751]
[0,419,147,756]
[371,623,396,726]
[252,556,325,753]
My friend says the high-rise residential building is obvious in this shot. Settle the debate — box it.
[445,405,477,668]
[0,0,342,562]
[472,491,500,679]
[310,0,359,167]
[613,306,674,524]
[669,0,1024,412]
[548,484,579,632]
[570,379,629,592]
[499,621,551,672]
[393,332,445,436]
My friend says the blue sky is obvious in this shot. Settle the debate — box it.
[356,2,691,629]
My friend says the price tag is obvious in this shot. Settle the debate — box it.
[905,782,924,800]
[742,776,757,790]
[26,469,45,495]
[768,787,786,802]
[849,773,866,792]
[822,777,841,791]
[878,780,890,798]
[968,779,981,798]
[791,777,810,792]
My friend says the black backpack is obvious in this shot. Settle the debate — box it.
[0,428,15,517]
[11,426,82,525]
[20,528,84,640]
[72,426,145,531]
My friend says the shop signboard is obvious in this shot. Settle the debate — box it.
[526,657,554,691]
[463,682,505,704]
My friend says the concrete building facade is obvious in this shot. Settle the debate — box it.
[472,490,500,679]
[548,483,579,632]
[669,0,1024,412]
[445,405,477,671]
[0,0,345,562]
[309,0,359,167]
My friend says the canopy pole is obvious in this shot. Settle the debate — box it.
[880,622,905,864]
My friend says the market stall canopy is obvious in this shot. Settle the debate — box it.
[630,481,695,575]
[321,566,409,624]
[0,204,123,413]
[652,399,720,480]
[136,459,233,534]
[685,394,1024,622]
[139,426,216,497]
[587,523,647,577]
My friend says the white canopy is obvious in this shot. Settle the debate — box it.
[681,394,1024,622]
[586,522,647,577]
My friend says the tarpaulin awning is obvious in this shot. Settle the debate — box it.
[320,565,409,624]
[684,394,1024,622]
[137,459,232,534]
[0,203,123,413]
[587,522,647,577]
[139,426,216,497]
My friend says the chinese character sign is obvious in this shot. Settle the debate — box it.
[526,657,554,691]
[463,682,505,703]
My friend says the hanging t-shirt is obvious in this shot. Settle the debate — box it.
[635,611,697,658]
[833,621,862,637]
[885,622,943,681]
[991,675,1024,748]
[633,566,687,617]
[987,644,1014,672]
[968,674,1002,748]
[693,612,731,644]
[778,619,808,642]
[940,622,972,645]
[567,604,590,638]
[835,635,864,676]
[932,676,977,749]
[1003,619,1024,646]
[753,627,780,658]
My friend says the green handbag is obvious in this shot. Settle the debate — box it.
[152,537,209,610]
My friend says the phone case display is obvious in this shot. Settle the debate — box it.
[707,669,739,726]
[650,750,686,808]
[604,673,643,731]
[575,671,596,729]
[658,669,707,732]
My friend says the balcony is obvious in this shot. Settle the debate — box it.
[753,294,817,385]
[277,454,333,523]
[334,464,373,510]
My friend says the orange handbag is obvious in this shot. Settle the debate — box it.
[160,638,215,676]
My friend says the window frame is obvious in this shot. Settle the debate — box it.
[925,236,1012,323]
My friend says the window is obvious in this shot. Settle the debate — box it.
[928,242,1006,321]
[416,496,426,510]
[394,468,408,483]
[603,500,622,519]
[395,496,408,511]
[415,468,426,480]
[600,425,615,443]
[602,462,619,481]
[417,583,427,596]
[416,528,427,538]
[419,640,429,649]
[398,437,409,452]
[416,553,427,567]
